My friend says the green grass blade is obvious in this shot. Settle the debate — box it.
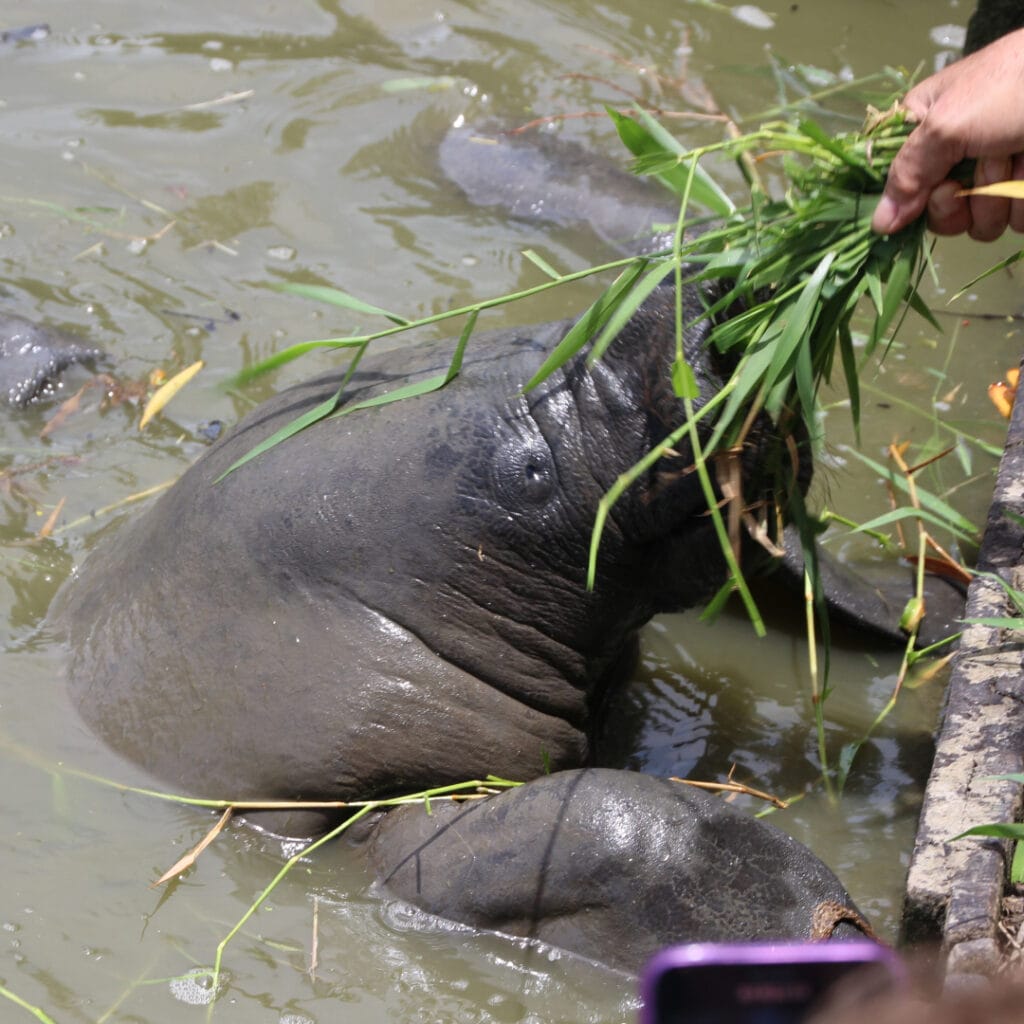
[0,984,58,1024]
[234,336,369,383]
[705,321,780,451]
[521,249,563,280]
[871,239,915,346]
[961,617,1024,629]
[951,247,1024,300]
[971,570,1024,616]
[953,823,1024,841]
[864,264,883,315]
[279,282,409,325]
[587,260,675,365]
[769,250,834,388]
[850,505,978,543]
[606,106,736,218]
[905,286,941,331]
[524,261,647,391]
[216,393,343,480]
[841,448,980,537]
[836,322,860,442]
[332,309,478,418]
[794,321,819,445]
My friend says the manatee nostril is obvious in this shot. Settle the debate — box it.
[519,457,553,502]
[488,437,556,507]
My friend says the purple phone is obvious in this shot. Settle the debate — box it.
[640,941,903,1024]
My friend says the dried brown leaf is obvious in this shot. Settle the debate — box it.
[151,807,233,887]
[36,497,66,539]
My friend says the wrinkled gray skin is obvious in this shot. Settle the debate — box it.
[370,769,863,973]
[57,129,870,973]
[0,313,101,407]
[441,126,966,650]
[59,284,780,834]
[54,281,861,969]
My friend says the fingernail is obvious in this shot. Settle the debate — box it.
[872,195,899,234]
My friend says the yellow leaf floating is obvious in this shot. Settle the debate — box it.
[957,180,1024,199]
[988,366,1020,419]
[139,359,204,430]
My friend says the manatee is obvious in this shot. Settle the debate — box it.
[55,124,880,971]
[0,313,102,407]
[438,124,675,252]
[53,278,873,968]
[441,125,966,650]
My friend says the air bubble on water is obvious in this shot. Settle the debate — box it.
[930,24,966,48]
[169,967,222,1006]
[210,57,233,72]
[731,5,774,29]
[267,245,296,261]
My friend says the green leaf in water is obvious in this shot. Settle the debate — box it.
[380,75,457,93]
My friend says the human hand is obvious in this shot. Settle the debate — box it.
[871,27,1024,239]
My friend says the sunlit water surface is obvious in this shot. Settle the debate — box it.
[2,2,1022,1021]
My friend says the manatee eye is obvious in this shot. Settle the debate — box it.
[493,437,555,506]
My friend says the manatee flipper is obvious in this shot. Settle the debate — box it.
[368,768,867,974]
[0,314,103,407]
[768,525,965,650]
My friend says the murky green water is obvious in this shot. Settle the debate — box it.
[2,2,1023,1021]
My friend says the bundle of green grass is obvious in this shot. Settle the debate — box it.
[607,103,925,469]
